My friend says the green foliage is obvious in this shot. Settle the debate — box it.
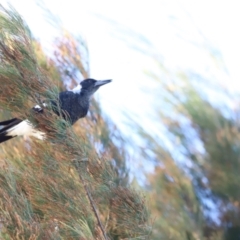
[142,74,239,238]
[145,156,203,240]
[179,88,240,200]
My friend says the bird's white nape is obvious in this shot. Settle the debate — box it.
[70,84,82,94]
[6,120,46,140]
[34,105,42,111]
[33,102,48,112]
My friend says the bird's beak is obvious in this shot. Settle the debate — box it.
[94,79,112,87]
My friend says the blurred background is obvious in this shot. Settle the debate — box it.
[1,0,240,239]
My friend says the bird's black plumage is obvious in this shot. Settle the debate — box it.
[0,78,111,143]
[53,90,89,124]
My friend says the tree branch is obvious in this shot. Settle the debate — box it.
[74,160,109,240]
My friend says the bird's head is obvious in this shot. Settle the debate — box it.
[80,78,112,97]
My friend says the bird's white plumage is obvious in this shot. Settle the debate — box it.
[34,105,42,110]
[33,102,47,111]
[35,105,41,109]
[70,84,82,94]
[6,120,46,140]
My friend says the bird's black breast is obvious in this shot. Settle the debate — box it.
[54,91,89,124]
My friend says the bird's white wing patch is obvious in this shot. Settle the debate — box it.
[70,84,82,94]
[34,105,42,110]
[33,102,48,112]
[6,120,46,140]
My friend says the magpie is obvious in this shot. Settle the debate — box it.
[0,78,111,144]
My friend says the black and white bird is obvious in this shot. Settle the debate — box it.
[0,78,111,144]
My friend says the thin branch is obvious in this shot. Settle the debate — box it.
[74,161,109,240]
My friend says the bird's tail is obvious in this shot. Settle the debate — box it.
[0,118,46,144]
[0,118,22,144]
